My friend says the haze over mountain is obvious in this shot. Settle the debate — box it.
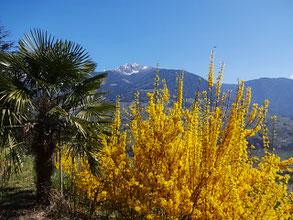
[97,63,293,117]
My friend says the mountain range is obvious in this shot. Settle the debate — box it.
[98,63,293,117]
[95,63,293,151]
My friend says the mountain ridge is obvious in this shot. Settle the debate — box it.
[96,63,293,150]
[97,63,293,117]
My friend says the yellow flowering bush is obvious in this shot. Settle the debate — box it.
[57,54,293,219]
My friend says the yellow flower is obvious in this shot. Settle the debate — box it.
[134,206,141,212]
[55,53,293,219]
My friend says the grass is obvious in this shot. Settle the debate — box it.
[0,156,105,219]
[0,156,37,219]
[1,157,35,189]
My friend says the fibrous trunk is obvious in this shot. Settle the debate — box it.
[32,124,55,205]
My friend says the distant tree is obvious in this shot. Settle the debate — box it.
[0,29,114,204]
[0,25,13,52]
[0,25,16,184]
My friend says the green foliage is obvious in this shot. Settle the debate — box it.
[0,29,114,201]
[0,156,34,190]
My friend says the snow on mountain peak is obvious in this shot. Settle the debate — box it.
[110,63,153,75]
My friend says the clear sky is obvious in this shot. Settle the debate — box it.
[1,0,293,83]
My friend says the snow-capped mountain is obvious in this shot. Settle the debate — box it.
[108,63,153,75]
[96,64,293,117]
[94,65,293,151]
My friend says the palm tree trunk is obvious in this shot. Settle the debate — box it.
[32,125,55,204]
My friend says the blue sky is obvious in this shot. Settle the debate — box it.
[1,0,293,83]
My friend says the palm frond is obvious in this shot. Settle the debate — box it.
[76,103,115,120]
[48,106,96,137]
[17,29,96,87]
[59,73,109,111]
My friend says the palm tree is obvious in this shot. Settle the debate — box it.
[0,29,114,203]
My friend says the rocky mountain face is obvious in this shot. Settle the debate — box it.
[108,63,154,75]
